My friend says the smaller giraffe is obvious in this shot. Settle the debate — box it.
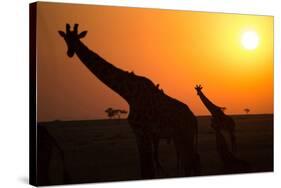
[195,84,237,153]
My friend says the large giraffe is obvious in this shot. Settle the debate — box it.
[58,24,200,178]
[194,84,237,152]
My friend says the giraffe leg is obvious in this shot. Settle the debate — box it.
[152,137,168,177]
[192,151,201,175]
[173,136,194,176]
[229,131,237,153]
[152,137,160,173]
[135,133,155,179]
[176,149,182,175]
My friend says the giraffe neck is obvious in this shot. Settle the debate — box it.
[197,91,224,116]
[74,40,137,104]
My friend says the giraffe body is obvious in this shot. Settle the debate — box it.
[59,24,200,178]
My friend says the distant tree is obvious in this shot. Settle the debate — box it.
[105,108,115,119]
[244,108,250,114]
[105,108,128,119]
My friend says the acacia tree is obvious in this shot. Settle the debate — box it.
[105,108,128,119]
[105,108,115,119]
[244,108,250,114]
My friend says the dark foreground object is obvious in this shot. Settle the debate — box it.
[37,114,273,185]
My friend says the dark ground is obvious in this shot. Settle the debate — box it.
[37,114,273,185]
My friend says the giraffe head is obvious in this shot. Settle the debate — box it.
[195,84,203,95]
[58,23,88,57]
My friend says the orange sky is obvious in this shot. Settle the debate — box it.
[36,2,273,122]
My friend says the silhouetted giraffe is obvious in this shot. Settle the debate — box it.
[58,24,200,178]
[195,84,237,152]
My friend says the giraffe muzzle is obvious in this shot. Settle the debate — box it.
[67,50,75,57]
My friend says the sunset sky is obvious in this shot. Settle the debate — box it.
[36,2,273,122]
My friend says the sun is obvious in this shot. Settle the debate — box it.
[241,31,260,50]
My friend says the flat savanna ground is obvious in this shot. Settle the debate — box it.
[38,114,273,184]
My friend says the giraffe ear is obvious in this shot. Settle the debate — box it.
[58,31,65,38]
[78,31,87,38]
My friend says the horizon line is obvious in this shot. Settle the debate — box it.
[37,113,273,124]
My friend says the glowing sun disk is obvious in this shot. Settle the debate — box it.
[241,31,259,50]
